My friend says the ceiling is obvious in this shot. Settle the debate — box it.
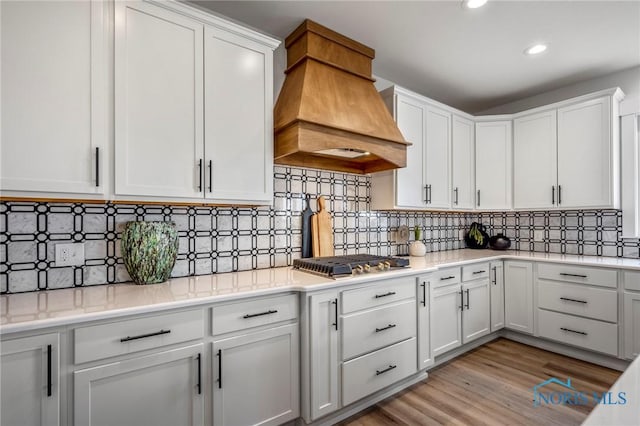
[192,1,640,114]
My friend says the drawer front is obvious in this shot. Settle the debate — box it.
[537,263,617,288]
[624,271,640,291]
[431,268,462,289]
[462,263,490,282]
[211,293,298,336]
[342,337,417,406]
[342,300,416,360]
[537,309,618,356]
[341,278,415,314]
[75,309,204,364]
[537,280,617,322]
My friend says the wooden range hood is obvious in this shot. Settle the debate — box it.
[274,20,409,174]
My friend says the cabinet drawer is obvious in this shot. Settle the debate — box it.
[462,263,490,282]
[537,263,617,288]
[342,337,417,406]
[537,309,617,356]
[431,268,462,289]
[537,280,617,323]
[341,278,415,314]
[75,309,204,364]
[624,271,640,291]
[342,300,416,360]
[211,293,298,336]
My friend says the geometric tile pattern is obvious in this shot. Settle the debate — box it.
[1,165,638,293]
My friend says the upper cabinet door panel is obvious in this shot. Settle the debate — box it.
[475,121,512,210]
[557,97,612,208]
[452,115,475,209]
[395,96,426,208]
[424,106,451,208]
[1,1,105,195]
[513,110,557,209]
[204,27,273,202]
[115,1,203,198]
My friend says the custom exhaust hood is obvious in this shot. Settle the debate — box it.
[273,20,409,174]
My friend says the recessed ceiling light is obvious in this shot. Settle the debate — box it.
[524,44,548,55]
[464,0,488,9]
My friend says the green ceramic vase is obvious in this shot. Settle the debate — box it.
[121,221,178,285]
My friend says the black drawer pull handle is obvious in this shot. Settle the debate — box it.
[216,349,222,389]
[376,364,397,376]
[560,327,587,336]
[472,270,486,275]
[332,299,339,331]
[440,276,456,281]
[196,353,202,395]
[465,288,470,309]
[120,329,171,342]
[560,297,587,304]
[47,344,52,397]
[243,309,278,319]
[375,324,397,333]
[420,282,426,307]
[375,291,396,299]
[559,273,588,278]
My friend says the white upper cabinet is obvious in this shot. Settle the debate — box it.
[204,27,274,203]
[115,1,204,199]
[475,120,512,210]
[451,115,475,210]
[424,105,451,209]
[621,114,639,238]
[1,0,106,197]
[513,110,558,209]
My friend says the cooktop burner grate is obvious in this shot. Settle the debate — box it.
[293,254,410,278]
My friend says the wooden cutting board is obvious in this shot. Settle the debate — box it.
[311,196,334,257]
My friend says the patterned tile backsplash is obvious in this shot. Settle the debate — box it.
[1,166,639,293]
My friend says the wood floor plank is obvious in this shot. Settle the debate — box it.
[340,338,621,426]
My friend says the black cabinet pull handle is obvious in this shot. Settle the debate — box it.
[243,309,278,319]
[459,290,464,310]
[95,147,100,187]
[375,291,396,299]
[492,266,497,285]
[375,364,397,376]
[428,185,432,204]
[424,185,428,204]
[196,353,202,395]
[208,160,213,192]
[465,288,470,309]
[472,270,486,275]
[558,185,562,205]
[332,298,338,331]
[120,329,171,342]
[440,276,456,281]
[552,186,555,205]
[560,327,587,336]
[559,273,588,278]
[454,187,459,205]
[47,344,52,397]
[197,159,203,192]
[477,190,481,207]
[375,324,397,333]
[420,282,426,307]
[560,297,588,304]
[216,349,222,389]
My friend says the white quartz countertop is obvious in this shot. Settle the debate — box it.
[1,249,639,334]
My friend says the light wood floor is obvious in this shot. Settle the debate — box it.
[340,338,621,426]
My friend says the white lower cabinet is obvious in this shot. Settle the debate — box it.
[490,261,505,332]
[624,291,640,360]
[1,333,59,426]
[212,324,299,426]
[417,276,434,369]
[462,278,491,343]
[431,283,463,357]
[504,261,534,334]
[74,343,205,426]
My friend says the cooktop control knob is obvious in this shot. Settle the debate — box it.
[363,264,371,273]
[377,262,386,271]
[383,261,391,270]
[354,264,364,274]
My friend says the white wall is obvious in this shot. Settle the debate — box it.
[478,66,640,116]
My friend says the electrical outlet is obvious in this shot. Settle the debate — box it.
[55,243,85,266]
[534,230,545,242]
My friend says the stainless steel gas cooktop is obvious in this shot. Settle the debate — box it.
[293,254,410,278]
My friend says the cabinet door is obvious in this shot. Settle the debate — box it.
[308,291,340,420]
[424,105,451,208]
[1,1,105,195]
[1,333,59,426]
[490,261,505,332]
[431,284,462,357]
[395,95,426,208]
[452,115,475,209]
[513,110,558,209]
[213,324,299,426]
[557,96,613,208]
[624,292,640,360]
[504,261,534,334]
[475,121,512,210]
[621,114,639,238]
[417,277,433,369]
[74,344,204,426]
[204,26,273,204]
[115,1,204,198]
[462,279,491,343]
